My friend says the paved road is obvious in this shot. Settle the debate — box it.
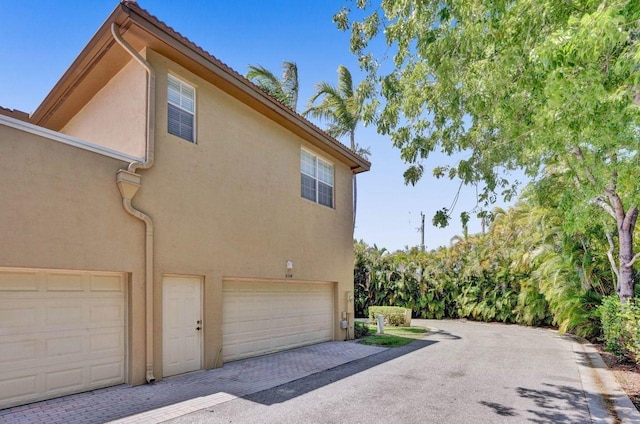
[167,319,628,424]
[0,342,386,424]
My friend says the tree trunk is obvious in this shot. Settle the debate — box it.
[618,228,635,301]
[606,190,638,302]
[617,206,638,302]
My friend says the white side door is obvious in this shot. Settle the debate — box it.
[162,276,202,377]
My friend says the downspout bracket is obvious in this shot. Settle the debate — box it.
[116,170,141,200]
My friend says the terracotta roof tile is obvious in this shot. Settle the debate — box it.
[0,106,29,121]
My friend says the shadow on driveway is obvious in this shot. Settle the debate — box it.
[428,328,462,340]
[0,339,440,424]
[479,383,592,423]
[239,339,438,406]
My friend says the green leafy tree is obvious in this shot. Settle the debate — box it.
[337,0,640,301]
[304,65,372,227]
[246,61,299,110]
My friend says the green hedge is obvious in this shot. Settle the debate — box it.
[368,306,411,327]
[599,295,640,363]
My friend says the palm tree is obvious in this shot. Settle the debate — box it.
[246,61,299,110]
[303,65,370,228]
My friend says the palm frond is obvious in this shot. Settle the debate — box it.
[281,61,299,109]
[246,65,281,91]
[246,62,299,110]
[337,65,354,99]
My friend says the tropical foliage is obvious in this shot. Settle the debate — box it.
[600,295,640,361]
[304,65,372,227]
[246,61,299,110]
[355,187,619,340]
[338,0,640,301]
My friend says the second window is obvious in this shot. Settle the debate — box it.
[301,149,334,208]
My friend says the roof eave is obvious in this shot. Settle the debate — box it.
[121,2,370,173]
[30,1,371,174]
[30,3,130,126]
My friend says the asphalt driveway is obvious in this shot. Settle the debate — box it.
[2,319,638,423]
[167,319,638,424]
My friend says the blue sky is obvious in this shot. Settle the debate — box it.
[0,0,516,250]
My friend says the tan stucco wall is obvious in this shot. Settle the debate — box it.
[60,58,147,159]
[0,124,147,386]
[1,47,357,385]
[140,50,356,377]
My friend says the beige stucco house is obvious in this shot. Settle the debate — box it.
[0,1,369,409]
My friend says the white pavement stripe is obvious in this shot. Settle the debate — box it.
[105,393,237,423]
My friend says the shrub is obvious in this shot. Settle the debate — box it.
[354,321,370,339]
[388,313,406,326]
[368,306,411,327]
[599,295,640,363]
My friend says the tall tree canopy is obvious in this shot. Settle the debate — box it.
[337,0,640,301]
[246,61,299,110]
[304,65,372,227]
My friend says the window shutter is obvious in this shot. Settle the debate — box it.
[168,104,194,142]
[167,75,195,143]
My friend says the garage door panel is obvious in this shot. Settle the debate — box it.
[46,272,85,291]
[90,359,125,384]
[0,333,124,374]
[0,339,39,364]
[90,274,125,292]
[46,367,85,392]
[0,375,37,404]
[46,304,84,325]
[0,306,38,332]
[46,335,85,357]
[90,329,125,354]
[0,355,125,405]
[91,302,124,323]
[0,297,124,337]
[0,269,40,291]
[222,280,333,362]
[0,268,126,409]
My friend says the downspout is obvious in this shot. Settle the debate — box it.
[112,23,157,384]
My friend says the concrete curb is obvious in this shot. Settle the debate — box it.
[571,338,640,423]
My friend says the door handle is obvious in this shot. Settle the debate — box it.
[196,326,201,330]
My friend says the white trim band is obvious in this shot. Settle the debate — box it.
[0,114,144,163]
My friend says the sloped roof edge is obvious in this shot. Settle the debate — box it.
[31,1,370,174]
[0,106,29,121]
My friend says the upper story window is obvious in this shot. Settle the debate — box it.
[301,149,334,208]
[167,74,195,143]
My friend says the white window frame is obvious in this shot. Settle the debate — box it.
[167,74,196,143]
[301,148,335,208]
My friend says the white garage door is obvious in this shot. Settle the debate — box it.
[222,280,334,362]
[0,268,126,409]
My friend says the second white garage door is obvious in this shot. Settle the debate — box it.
[222,280,334,362]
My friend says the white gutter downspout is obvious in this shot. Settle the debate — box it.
[112,23,157,384]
